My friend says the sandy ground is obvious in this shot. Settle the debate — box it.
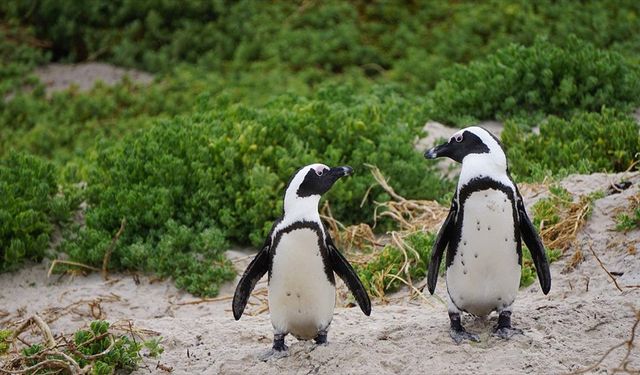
[34,62,153,95]
[1,172,638,374]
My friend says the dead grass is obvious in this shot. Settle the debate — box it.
[321,165,448,301]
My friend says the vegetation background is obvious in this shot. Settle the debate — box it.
[1,0,639,298]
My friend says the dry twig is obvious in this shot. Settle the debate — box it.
[571,310,640,374]
[102,218,126,280]
[585,238,623,293]
[47,260,100,278]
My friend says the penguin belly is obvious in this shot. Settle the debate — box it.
[447,189,521,316]
[269,228,336,339]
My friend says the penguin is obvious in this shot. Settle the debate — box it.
[232,163,371,356]
[423,126,551,344]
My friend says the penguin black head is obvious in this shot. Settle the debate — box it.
[424,126,504,164]
[283,164,353,215]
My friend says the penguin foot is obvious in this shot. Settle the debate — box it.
[258,348,290,361]
[493,310,522,339]
[272,333,288,352]
[314,331,328,345]
[450,327,480,344]
[448,312,480,344]
[493,326,523,340]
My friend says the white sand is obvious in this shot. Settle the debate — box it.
[34,62,153,95]
[1,173,639,374]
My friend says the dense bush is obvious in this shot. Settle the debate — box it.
[0,151,79,271]
[60,85,450,296]
[3,1,640,91]
[429,38,640,125]
[502,109,640,179]
[0,22,47,97]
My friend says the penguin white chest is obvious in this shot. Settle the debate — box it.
[269,228,336,339]
[447,189,521,316]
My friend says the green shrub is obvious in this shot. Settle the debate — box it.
[4,0,640,92]
[355,232,435,298]
[0,22,47,97]
[74,320,145,373]
[429,38,640,125]
[61,84,449,296]
[520,246,561,288]
[616,210,640,231]
[7,320,160,374]
[616,193,640,231]
[0,330,10,355]
[503,109,640,179]
[0,151,79,272]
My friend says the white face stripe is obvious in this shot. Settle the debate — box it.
[453,127,512,191]
[280,163,329,230]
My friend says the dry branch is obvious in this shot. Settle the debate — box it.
[572,310,640,374]
[102,218,126,280]
[585,237,623,293]
[47,260,100,278]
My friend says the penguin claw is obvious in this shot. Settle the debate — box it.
[493,326,523,340]
[449,328,480,344]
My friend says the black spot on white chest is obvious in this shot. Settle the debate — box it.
[446,189,521,315]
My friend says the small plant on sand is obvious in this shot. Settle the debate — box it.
[0,330,11,355]
[1,317,162,374]
[355,232,436,298]
[616,193,640,232]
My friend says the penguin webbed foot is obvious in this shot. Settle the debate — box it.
[493,326,523,340]
[449,327,480,344]
[258,334,289,361]
[492,310,523,340]
[449,312,480,344]
[258,348,289,361]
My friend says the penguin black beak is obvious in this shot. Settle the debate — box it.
[330,166,353,178]
[424,143,448,159]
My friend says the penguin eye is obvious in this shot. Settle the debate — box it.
[315,169,324,177]
[454,134,464,143]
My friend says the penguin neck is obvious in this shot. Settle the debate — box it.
[458,152,511,188]
[283,195,322,223]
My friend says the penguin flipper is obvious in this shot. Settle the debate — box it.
[517,199,551,295]
[427,199,457,295]
[232,243,270,320]
[326,237,372,316]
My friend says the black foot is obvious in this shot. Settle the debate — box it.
[449,312,480,344]
[259,333,289,361]
[314,330,328,345]
[258,348,290,361]
[493,311,523,339]
[450,327,481,344]
[273,333,288,352]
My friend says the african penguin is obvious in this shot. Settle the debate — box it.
[232,164,371,356]
[424,126,551,344]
